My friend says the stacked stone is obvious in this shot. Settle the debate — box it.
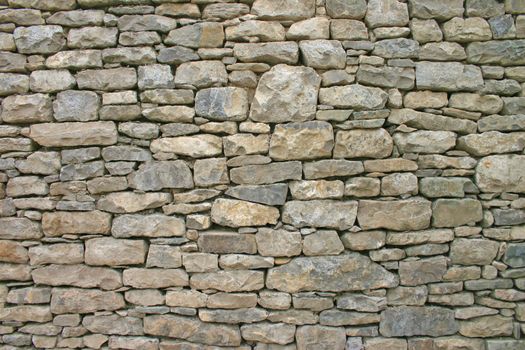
[0,0,525,349]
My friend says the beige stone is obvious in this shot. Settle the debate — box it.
[211,198,280,227]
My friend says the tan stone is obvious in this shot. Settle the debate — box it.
[32,264,122,290]
[42,210,111,236]
[334,129,393,159]
[144,315,241,347]
[85,238,146,266]
[269,121,334,160]
[190,270,264,292]
[50,288,125,314]
[123,268,188,289]
[357,198,432,231]
[211,198,280,227]
[29,121,117,147]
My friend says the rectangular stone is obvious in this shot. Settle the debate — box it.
[29,121,117,147]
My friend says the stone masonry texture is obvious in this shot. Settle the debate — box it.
[0,0,525,349]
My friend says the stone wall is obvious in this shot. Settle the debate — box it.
[0,0,525,349]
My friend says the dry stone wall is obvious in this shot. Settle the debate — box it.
[1,0,525,349]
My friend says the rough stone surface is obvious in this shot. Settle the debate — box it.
[1,0,524,346]
[266,254,398,293]
[250,64,320,123]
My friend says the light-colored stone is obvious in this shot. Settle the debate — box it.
[299,40,346,69]
[97,192,171,213]
[50,288,125,314]
[269,121,334,160]
[250,64,320,123]
[32,264,122,290]
[150,135,222,158]
[165,22,224,48]
[123,268,188,289]
[432,199,483,227]
[267,254,398,293]
[394,130,456,154]
[85,237,146,266]
[211,198,279,227]
[29,121,117,147]
[256,228,302,257]
[366,0,409,28]
[174,60,228,88]
[319,85,388,110]
[1,93,52,124]
[282,200,357,230]
[334,129,393,159]
[296,325,346,350]
[416,61,484,92]
[13,25,65,54]
[358,198,432,231]
[251,0,315,21]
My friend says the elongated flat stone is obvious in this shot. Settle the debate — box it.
[266,254,398,293]
[29,121,117,147]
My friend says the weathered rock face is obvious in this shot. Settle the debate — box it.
[380,306,459,337]
[476,155,525,193]
[266,254,398,293]
[144,315,241,346]
[269,121,334,160]
[249,64,320,123]
[2,0,524,346]
[358,198,432,231]
[282,200,357,230]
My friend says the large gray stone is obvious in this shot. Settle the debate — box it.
[408,0,464,20]
[394,131,456,154]
[503,243,525,268]
[282,200,358,230]
[53,90,99,122]
[256,228,302,257]
[250,64,320,123]
[50,288,124,314]
[225,183,288,206]
[380,306,458,336]
[230,161,302,185]
[13,25,65,54]
[457,132,525,156]
[195,87,248,121]
[416,62,484,92]
[432,199,483,227]
[266,254,398,293]
[128,161,193,191]
[190,270,264,292]
[467,40,525,66]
